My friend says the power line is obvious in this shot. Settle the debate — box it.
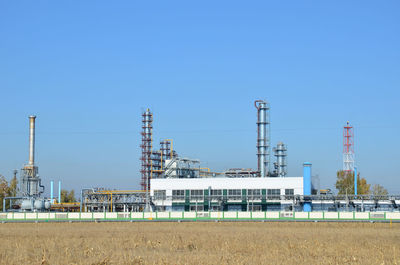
[0,124,398,135]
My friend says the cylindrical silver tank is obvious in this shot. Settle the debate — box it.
[34,199,45,210]
[44,200,51,210]
[21,199,34,211]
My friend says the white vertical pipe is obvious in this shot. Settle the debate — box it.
[50,180,54,202]
[354,167,358,196]
[28,115,36,165]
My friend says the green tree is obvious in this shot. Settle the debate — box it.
[371,184,388,196]
[0,175,9,211]
[7,172,18,197]
[60,189,76,203]
[67,190,76,202]
[335,170,370,195]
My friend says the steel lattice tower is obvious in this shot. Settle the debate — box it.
[343,121,354,174]
[140,109,153,191]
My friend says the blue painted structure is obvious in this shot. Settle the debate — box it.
[58,181,61,203]
[354,167,357,196]
[303,162,312,212]
[50,180,54,202]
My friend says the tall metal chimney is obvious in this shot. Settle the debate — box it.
[28,115,36,166]
[20,115,42,198]
[255,100,270,177]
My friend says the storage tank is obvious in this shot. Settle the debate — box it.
[34,199,45,210]
[21,199,34,211]
[44,200,51,210]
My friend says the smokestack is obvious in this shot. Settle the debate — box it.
[28,115,36,165]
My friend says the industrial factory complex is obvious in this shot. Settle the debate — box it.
[1,99,400,222]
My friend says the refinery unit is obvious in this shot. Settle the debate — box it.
[3,116,51,211]
[2,116,79,212]
[145,100,303,212]
[2,100,400,214]
[81,100,400,213]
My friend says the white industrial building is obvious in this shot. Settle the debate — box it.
[150,177,303,211]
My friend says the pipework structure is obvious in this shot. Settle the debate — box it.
[3,115,52,212]
[151,139,177,180]
[140,110,178,192]
[80,100,400,213]
[254,100,270,177]
[81,189,146,212]
[343,121,354,174]
[19,115,44,197]
[160,140,173,160]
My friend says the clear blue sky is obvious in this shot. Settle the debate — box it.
[0,1,399,194]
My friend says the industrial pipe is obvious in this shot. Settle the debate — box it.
[94,190,146,193]
[354,167,358,196]
[50,180,54,202]
[58,181,61,203]
[3,197,25,212]
[28,115,36,165]
[38,178,45,196]
[303,162,312,212]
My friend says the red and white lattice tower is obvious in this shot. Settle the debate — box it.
[343,121,354,174]
[140,109,153,191]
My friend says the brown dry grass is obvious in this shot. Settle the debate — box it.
[0,221,399,264]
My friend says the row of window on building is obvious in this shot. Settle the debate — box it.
[156,205,267,212]
[153,189,295,200]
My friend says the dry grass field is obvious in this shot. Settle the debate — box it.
[0,221,399,265]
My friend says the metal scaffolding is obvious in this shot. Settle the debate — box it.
[140,109,153,191]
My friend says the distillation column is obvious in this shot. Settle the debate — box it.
[140,109,153,191]
[255,100,270,177]
[274,142,287,177]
